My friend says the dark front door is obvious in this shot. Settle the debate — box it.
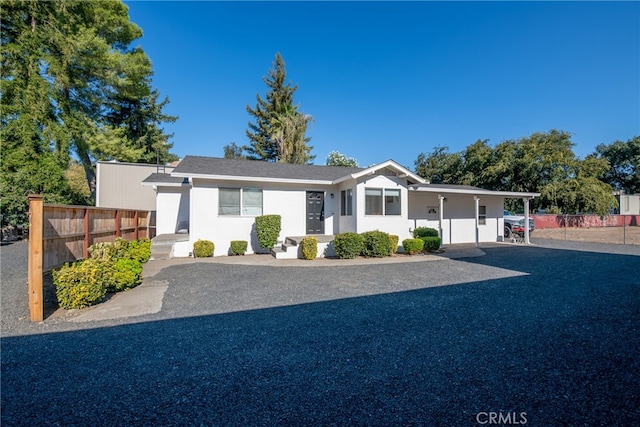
[306,191,324,234]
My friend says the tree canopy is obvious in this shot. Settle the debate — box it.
[1,0,177,225]
[594,136,640,195]
[245,53,314,164]
[326,151,359,167]
[415,130,619,215]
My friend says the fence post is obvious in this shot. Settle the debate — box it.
[28,195,44,322]
[134,211,139,240]
[83,208,90,258]
[115,210,121,238]
[623,215,627,245]
[564,214,568,241]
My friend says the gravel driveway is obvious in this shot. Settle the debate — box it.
[2,239,639,425]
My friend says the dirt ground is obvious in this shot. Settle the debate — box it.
[533,226,640,245]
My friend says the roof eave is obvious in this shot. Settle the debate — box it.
[343,160,426,184]
[408,185,540,198]
[174,172,334,186]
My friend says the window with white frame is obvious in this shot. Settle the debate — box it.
[341,189,353,216]
[479,205,486,225]
[385,189,401,215]
[218,188,263,216]
[365,188,401,215]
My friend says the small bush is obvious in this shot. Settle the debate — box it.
[53,259,108,309]
[128,238,151,263]
[402,238,424,255]
[300,237,318,260]
[193,239,214,257]
[230,240,248,255]
[388,235,399,255]
[334,232,364,259]
[88,241,114,261]
[113,237,132,258]
[255,214,281,249]
[110,258,143,292]
[360,230,392,258]
[414,227,439,238]
[421,236,442,252]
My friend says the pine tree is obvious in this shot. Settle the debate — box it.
[245,53,314,163]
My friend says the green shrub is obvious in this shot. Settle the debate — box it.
[414,227,439,238]
[110,258,143,292]
[402,238,424,255]
[421,236,442,252]
[360,230,392,258]
[255,214,281,249]
[193,239,215,257]
[388,235,399,255]
[301,237,318,260]
[53,259,108,309]
[230,240,248,255]
[128,238,151,263]
[88,241,115,261]
[89,238,150,263]
[334,232,364,259]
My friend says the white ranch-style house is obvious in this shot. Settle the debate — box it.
[142,156,539,258]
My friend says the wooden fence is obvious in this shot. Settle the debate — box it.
[27,195,155,322]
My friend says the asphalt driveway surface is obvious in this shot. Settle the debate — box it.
[1,240,639,426]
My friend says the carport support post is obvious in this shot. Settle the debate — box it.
[524,197,531,244]
[474,196,480,248]
[438,195,444,247]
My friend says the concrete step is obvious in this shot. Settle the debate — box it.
[271,243,299,259]
[150,233,189,261]
[150,246,172,261]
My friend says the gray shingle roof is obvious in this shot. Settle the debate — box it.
[413,183,485,191]
[172,156,364,182]
[142,173,188,184]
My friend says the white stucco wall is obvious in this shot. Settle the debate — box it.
[156,186,190,235]
[188,179,335,257]
[355,175,412,240]
[336,181,358,234]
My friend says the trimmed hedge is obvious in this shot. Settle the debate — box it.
[360,230,392,258]
[128,238,151,263]
[255,214,281,249]
[230,240,248,255]
[53,259,109,309]
[402,238,424,255]
[301,237,318,260]
[193,239,214,257]
[334,232,364,259]
[388,234,399,255]
[110,258,143,292]
[421,236,442,252]
[414,227,439,238]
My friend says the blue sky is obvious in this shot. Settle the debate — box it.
[125,1,639,170]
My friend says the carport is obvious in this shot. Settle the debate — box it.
[408,184,540,246]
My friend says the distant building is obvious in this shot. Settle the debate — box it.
[614,191,640,215]
[96,161,176,211]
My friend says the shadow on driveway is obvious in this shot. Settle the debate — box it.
[2,244,639,425]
